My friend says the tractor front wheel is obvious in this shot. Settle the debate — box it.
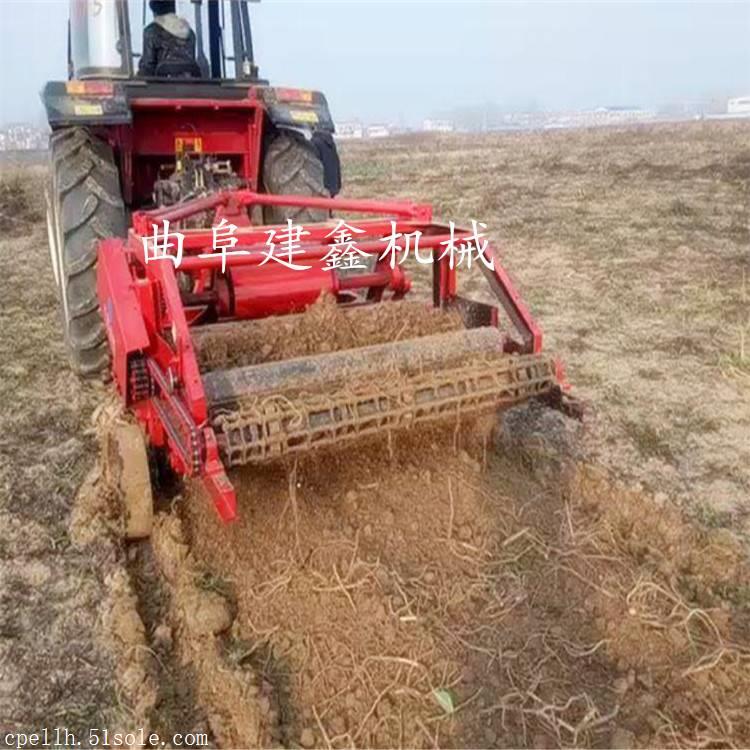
[47,127,126,378]
[261,132,330,224]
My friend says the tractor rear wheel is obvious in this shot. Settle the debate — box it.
[47,127,126,378]
[262,132,329,224]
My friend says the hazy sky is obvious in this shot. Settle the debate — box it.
[0,0,748,125]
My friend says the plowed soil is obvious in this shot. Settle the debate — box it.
[1,121,749,749]
[178,424,750,749]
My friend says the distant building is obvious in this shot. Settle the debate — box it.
[335,121,364,140]
[366,124,390,139]
[0,125,47,151]
[590,107,657,124]
[422,119,455,133]
[727,96,750,116]
[544,107,657,130]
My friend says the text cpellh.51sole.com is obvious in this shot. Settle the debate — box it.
[1,728,209,749]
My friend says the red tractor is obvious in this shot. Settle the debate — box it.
[43,0,573,536]
[44,0,342,376]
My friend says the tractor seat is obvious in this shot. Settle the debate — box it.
[154,60,202,79]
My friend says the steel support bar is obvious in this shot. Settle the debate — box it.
[173,233,463,271]
[133,189,433,231]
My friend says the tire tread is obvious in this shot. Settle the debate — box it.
[49,127,125,378]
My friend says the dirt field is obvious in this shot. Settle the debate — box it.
[1,121,748,748]
[341,122,750,530]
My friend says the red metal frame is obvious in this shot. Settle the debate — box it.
[97,189,551,522]
[102,95,266,207]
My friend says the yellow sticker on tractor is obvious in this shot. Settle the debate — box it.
[290,109,319,124]
[74,103,103,116]
[175,137,203,154]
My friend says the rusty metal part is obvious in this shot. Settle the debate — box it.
[128,355,152,403]
[203,328,557,466]
[203,327,507,406]
[103,422,153,539]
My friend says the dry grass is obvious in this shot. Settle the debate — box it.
[0,166,45,236]
[0,159,116,732]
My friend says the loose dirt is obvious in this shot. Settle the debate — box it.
[150,513,274,747]
[176,415,749,749]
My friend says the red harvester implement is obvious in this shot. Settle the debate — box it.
[97,189,570,524]
[42,1,575,537]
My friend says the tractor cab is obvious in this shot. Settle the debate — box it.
[43,0,338,209]
[67,0,260,82]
